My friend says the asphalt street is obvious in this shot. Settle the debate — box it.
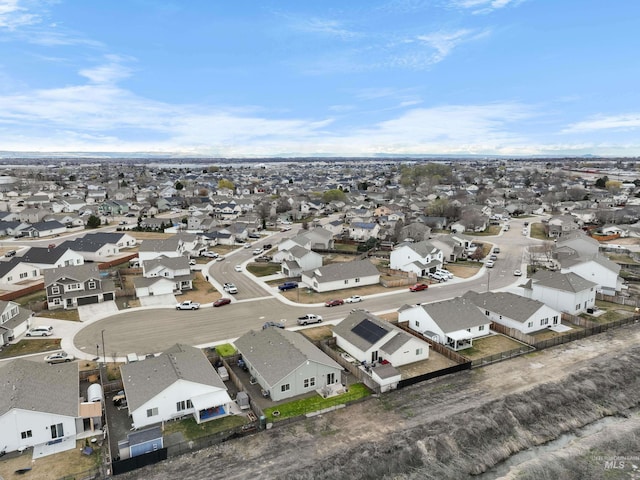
[68,217,546,360]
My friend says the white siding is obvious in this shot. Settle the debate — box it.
[0,409,77,454]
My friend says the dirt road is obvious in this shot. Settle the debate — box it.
[120,323,640,480]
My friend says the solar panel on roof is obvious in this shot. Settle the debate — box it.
[351,319,387,344]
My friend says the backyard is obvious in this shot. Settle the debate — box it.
[0,338,61,359]
[459,334,529,361]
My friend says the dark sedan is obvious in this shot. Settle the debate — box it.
[213,298,232,307]
[325,299,344,307]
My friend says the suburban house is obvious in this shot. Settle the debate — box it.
[398,297,491,350]
[300,259,380,293]
[521,270,598,315]
[0,360,80,455]
[332,311,430,367]
[57,235,123,262]
[0,301,33,345]
[20,246,85,270]
[300,227,335,250]
[21,220,68,238]
[43,263,116,310]
[463,290,563,334]
[234,328,343,402]
[558,253,623,295]
[280,246,323,278]
[390,240,444,276]
[120,344,232,430]
[0,257,41,289]
[137,237,186,263]
[135,256,194,297]
[347,222,380,241]
[430,234,467,263]
[547,214,582,238]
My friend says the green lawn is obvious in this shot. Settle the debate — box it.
[215,343,237,357]
[162,415,248,440]
[529,223,548,240]
[0,338,61,359]
[263,383,371,422]
[333,243,358,252]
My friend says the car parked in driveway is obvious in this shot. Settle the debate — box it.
[325,299,344,307]
[213,298,231,307]
[409,283,429,292]
[201,251,219,258]
[44,352,75,364]
[27,326,53,336]
[278,281,298,291]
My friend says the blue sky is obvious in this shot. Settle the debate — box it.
[0,0,639,157]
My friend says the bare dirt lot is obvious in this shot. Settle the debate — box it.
[118,320,640,480]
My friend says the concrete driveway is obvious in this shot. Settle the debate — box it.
[77,301,120,322]
[138,294,177,307]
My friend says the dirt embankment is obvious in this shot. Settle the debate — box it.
[119,326,640,480]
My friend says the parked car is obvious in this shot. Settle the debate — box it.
[244,243,252,249]
[176,300,201,310]
[297,314,322,325]
[213,298,232,307]
[325,299,344,307]
[27,326,53,337]
[493,247,501,254]
[435,268,454,279]
[513,269,522,276]
[44,352,75,364]
[4,250,16,257]
[248,233,261,239]
[280,226,292,232]
[489,254,498,260]
[263,243,272,250]
[428,272,448,282]
[409,283,429,292]
[278,281,298,291]
[255,255,272,263]
[345,295,362,303]
[234,265,242,272]
[252,248,264,255]
[262,321,285,329]
[486,260,495,268]
[201,251,219,258]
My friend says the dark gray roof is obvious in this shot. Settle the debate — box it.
[419,296,490,331]
[28,220,66,231]
[530,270,598,292]
[0,257,22,277]
[59,232,130,253]
[138,237,182,252]
[463,291,547,323]
[21,246,69,264]
[0,359,78,417]
[128,426,162,445]
[333,311,394,351]
[234,328,341,387]
[143,255,190,271]
[371,363,400,379]
[43,263,101,286]
[121,344,226,412]
[303,259,379,284]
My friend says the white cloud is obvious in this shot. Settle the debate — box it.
[415,28,490,64]
[562,114,640,134]
[0,0,39,29]
[79,55,134,84]
[450,0,523,14]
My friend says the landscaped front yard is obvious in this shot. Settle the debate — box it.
[0,338,61,359]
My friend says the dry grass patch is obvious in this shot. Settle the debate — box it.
[127,231,174,241]
[460,334,527,360]
[299,325,334,342]
[0,441,103,480]
[0,338,61,359]
[445,264,481,279]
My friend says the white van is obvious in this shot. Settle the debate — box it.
[435,268,454,280]
[26,326,53,337]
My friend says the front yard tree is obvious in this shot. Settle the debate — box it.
[322,189,346,203]
[87,215,101,229]
[218,179,235,190]
[175,181,184,191]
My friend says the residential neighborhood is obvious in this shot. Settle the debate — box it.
[1,157,640,479]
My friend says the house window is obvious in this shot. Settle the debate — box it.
[541,318,549,326]
[485,310,489,316]
[415,320,420,327]
[88,281,96,289]
[50,423,64,439]
[527,321,533,328]
[303,377,316,388]
[344,280,348,285]
[479,325,485,331]
[553,315,559,324]
[416,348,423,355]
[52,285,60,294]
[67,283,81,291]
[7,276,12,282]
[19,272,27,279]
[466,328,471,332]
[21,430,32,439]
[575,304,580,310]
[355,278,360,283]
[146,407,159,417]
[176,400,193,411]
[281,384,290,392]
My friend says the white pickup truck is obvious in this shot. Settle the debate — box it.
[297,314,323,325]
[176,300,201,310]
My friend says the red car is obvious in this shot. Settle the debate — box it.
[213,298,231,307]
[325,299,344,307]
[409,283,429,292]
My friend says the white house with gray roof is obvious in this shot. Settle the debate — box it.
[463,291,562,334]
[522,270,597,315]
[234,328,343,402]
[399,297,491,350]
[301,259,380,293]
[120,344,232,429]
[280,245,323,278]
[0,359,79,455]
[0,301,33,344]
[135,256,194,297]
[559,253,622,295]
[137,237,185,262]
[390,240,444,277]
[333,311,430,366]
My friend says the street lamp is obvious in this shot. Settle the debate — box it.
[96,344,99,361]
[101,330,106,365]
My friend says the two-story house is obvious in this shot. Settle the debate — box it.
[43,264,115,310]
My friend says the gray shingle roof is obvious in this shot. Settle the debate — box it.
[419,296,491,331]
[333,311,394,351]
[120,344,226,412]
[0,359,78,417]
[530,270,598,292]
[303,259,379,284]
[43,263,101,286]
[463,291,547,323]
[20,246,69,264]
[234,328,341,387]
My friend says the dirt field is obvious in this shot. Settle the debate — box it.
[117,317,640,480]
